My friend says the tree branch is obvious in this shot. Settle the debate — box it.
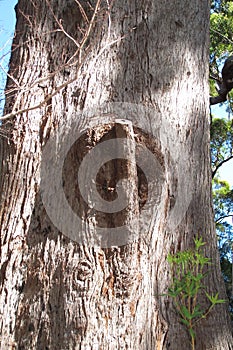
[0,0,107,121]
[210,28,233,45]
[0,36,123,121]
[210,93,227,105]
[212,155,233,178]
[216,214,233,224]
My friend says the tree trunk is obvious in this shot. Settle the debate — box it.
[0,0,232,349]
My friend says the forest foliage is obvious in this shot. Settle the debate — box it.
[210,0,233,313]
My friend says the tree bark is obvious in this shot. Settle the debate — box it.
[0,0,232,349]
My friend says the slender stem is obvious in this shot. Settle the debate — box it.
[191,333,195,350]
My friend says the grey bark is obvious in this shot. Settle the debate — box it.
[0,1,232,349]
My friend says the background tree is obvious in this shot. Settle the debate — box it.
[0,1,232,349]
[210,0,233,316]
[210,0,233,110]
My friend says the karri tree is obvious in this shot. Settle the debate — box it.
[0,1,232,349]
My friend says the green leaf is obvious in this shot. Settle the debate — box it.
[189,328,196,340]
[180,305,193,320]
[205,292,226,305]
[180,318,190,327]
[194,236,206,250]
[192,305,203,319]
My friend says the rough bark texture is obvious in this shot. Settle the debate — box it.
[0,0,232,349]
